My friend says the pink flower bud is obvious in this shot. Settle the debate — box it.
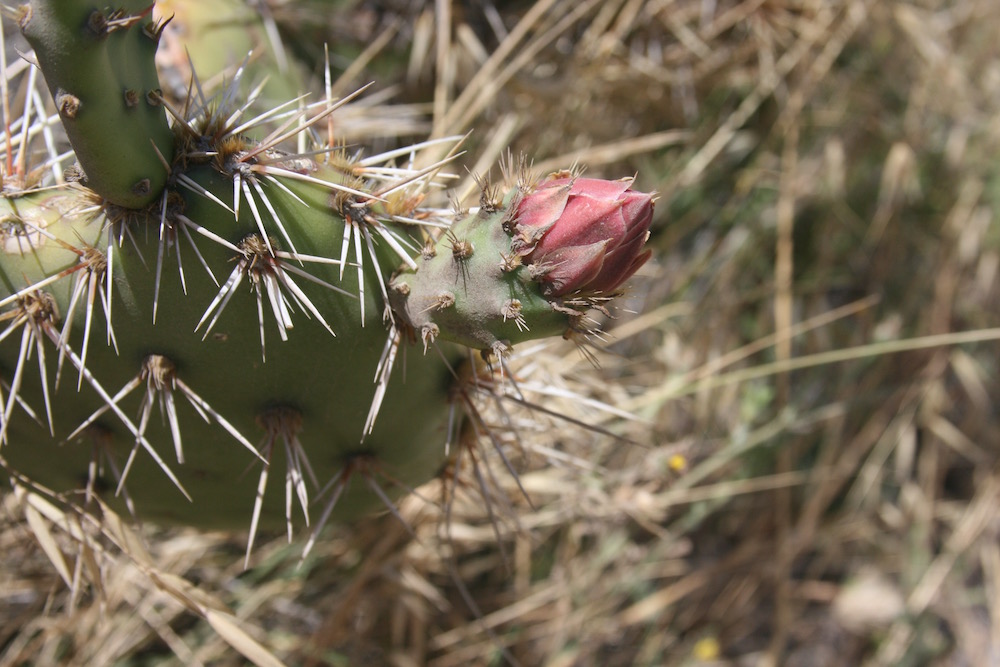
[514,175,653,296]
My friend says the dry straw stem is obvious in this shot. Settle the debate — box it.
[1,476,284,667]
[7,0,1000,665]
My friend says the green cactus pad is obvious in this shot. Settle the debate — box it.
[389,189,573,354]
[0,159,455,534]
[19,0,175,208]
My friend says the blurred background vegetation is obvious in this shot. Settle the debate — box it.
[4,0,1000,665]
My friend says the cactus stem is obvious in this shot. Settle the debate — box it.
[20,1,175,207]
[246,406,314,568]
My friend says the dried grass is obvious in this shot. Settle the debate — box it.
[5,0,1000,665]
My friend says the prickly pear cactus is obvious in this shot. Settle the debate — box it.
[390,173,654,355]
[0,0,654,557]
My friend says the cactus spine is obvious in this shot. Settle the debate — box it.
[0,1,653,554]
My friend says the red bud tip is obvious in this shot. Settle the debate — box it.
[514,175,653,297]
